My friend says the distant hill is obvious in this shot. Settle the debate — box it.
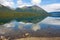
[0,5,49,24]
[49,12,60,17]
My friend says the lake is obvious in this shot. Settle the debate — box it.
[0,12,60,37]
[39,12,60,32]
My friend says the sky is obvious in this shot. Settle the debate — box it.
[0,0,60,12]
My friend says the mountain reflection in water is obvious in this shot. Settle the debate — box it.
[0,12,60,37]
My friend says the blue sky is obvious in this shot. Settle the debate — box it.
[22,0,31,3]
[13,0,60,5]
[0,0,60,12]
[41,0,60,5]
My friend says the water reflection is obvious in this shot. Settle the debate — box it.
[40,16,60,26]
[0,20,41,35]
[0,16,60,34]
[0,12,60,37]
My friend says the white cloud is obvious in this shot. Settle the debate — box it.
[0,0,14,8]
[0,0,42,8]
[17,0,41,8]
[31,0,41,5]
[17,0,32,8]
[42,3,60,12]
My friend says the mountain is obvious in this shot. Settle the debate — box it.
[15,5,47,13]
[49,12,60,17]
[0,4,14,12]
[15,5,49,23]
[0,5,15,24]
[0,5,49,24]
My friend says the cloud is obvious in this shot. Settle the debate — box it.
[42,3,60,12]
[0,0,14,8]
[17,0,41,8]
[17,0,32,8]
[0,0,42,8]
[31,0,41,5]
